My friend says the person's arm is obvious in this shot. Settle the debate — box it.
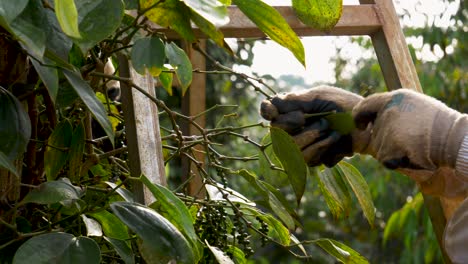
[456,135,468,178]
[261,86,468,197]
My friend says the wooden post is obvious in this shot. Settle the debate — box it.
[118,54,166,205]
[181,40,207,199]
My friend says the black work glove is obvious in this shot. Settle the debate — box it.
[260,85,371,167]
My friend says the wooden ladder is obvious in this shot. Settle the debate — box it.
[121,0,462,262]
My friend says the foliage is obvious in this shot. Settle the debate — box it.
[0,0,409,263]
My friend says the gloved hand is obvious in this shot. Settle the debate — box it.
[353,89,467,171]
[260,85,372,167]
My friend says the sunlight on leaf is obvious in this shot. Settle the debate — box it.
[55,0,81,39]
[315,238,369,264]
[292,0,343,32]
[233,0,305,67]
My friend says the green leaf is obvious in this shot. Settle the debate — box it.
[158,69,174,96]
[270,127,308,205]
[110,201,194,264]
[141,176,202,262]
[0,151,18,176]
[75,0,125,52]
[227,246,246,264]
[44,120,73,180]
[105,181,135,203]
[165,42,193,95]
[0,86,31,161]
[13,233,101,264]
[141,0,196,42]
[292,0,343,32]
[43,7,74,60]
[206,241,235,264]
[258,134,289,187]
[338,161,375,227]
[68,122,85,183]
[55,0,81,39]
[190,11,225,47]
[63,69,114,146]
[182,0,229,27]
[0,0,28,28]
[31,59,59,104]
[81,214,103,237]
[88,210,130,240]
[233,0,305,66]
[104,237,135,264]
[236,169,296,230]
[316,166,351,219]
[131,37,166,76]
[314,238,369,264]
[20,179,82,205]
[325,112,355,135]
[259,213,291,246]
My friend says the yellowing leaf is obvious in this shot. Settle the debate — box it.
[292,0,343,32]
[140,0,195,42]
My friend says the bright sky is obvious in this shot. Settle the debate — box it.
[233,0,460,86]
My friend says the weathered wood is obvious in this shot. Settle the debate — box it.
[153,5,381,38]
[181,40,207,199]
[118,54,166,205]
[366,0,422,91]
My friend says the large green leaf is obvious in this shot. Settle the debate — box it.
[270,127,308,205]
[233,0,305,66]
[7,0,46,59]
[63,69,114,146]
[131,37,166,76]
[141,176,202,262]
[20,179,82,205]
[237,169,296,230]
[141,0,196,42]
[258,133,289,187]
[44,120,73,180]
[110,201,194,264]
[0,0,28,28]
[88,210,130,240]
[31,59,59,104]
[292,0,343,32]
[75,0,125,52]
[314,238,369,264]
[182,0,229,27]
[0,151,18,176]
[315,166,351,219]
[104,237,135,264]
[0,86,31,161]
[165,42,193,95]
[55,0,81,39]
[13,233,101,264]
[190,10,225,47]
[338,161,375,227]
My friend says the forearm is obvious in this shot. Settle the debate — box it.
[456,135,468,179]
